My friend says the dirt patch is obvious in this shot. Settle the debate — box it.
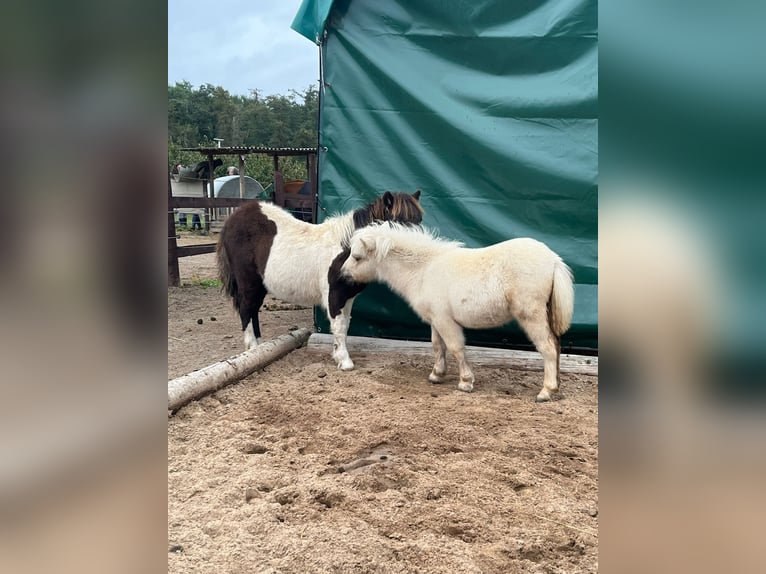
[168,250,598,573]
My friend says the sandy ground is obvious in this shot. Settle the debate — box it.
[168,233,598,573]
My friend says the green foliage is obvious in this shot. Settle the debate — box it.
[169,82,319,184]
[188,278,222,289]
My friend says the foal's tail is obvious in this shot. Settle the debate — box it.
[217,232,240,311]
[550,258,575,336]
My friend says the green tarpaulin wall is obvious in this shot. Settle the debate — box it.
[293,0,598,351]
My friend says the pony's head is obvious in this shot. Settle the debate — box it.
[352,190,424,229]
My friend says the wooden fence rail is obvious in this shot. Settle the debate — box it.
[172,197,254,209]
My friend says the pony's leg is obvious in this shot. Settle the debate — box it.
[432,319,474,392]
[428,326,448,383]
[516,309,561,402]
[328,298,355,371]
[240,279,268,350]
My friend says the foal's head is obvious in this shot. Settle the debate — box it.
[341,225,402,283]
[352,190,424,229]
[334,191,423,286]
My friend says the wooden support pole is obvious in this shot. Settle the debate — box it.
[307,334,598,376]
[206,153,214,230]
[307,152,318,222]
[168,328,312,413]
[274,170,285,206]
[238,154,245,198]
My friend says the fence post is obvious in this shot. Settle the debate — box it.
[167,174,180,287]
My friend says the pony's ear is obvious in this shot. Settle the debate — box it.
[413,189,421,200]
[383,191,394,209]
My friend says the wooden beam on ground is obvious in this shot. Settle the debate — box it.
[307,334,598,376]
[168,328,312,413]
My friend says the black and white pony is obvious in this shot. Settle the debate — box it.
[217,191,423,370]
[341,224,574,401]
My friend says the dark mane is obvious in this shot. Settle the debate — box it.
[352,190,424,230]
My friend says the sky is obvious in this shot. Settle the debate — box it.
[168,0,319,97]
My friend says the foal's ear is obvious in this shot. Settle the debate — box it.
[359,237,374,253]
[413,189,421,200]
[383,191,394,209]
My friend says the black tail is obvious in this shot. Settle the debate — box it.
[217,230,240,313]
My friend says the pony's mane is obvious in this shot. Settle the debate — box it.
[322,212,357,246]
[352,192,424,229]
[324,192,425,246]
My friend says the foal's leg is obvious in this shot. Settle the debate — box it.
[428,326,448,383]
[328,298,355,371]
[516,308,561,402]
[432,319,474,392]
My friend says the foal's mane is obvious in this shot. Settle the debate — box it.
[325,191,425,247]
[358,222,464,258]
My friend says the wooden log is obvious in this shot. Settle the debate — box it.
[168,328,312,413]
[307,334,598,376]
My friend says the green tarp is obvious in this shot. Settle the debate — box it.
[293,0,598,351]
[291,0,334,44]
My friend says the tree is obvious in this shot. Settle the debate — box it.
[168,82,320,182]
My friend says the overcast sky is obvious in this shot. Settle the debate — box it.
[168,0,319,97]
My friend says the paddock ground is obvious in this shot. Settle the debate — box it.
[168,243,598,573]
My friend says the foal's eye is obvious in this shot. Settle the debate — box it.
[352,255,361,262]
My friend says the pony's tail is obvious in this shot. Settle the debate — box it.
[217,232,240,311]
[550,258,575,336]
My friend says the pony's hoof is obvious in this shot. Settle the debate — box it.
[428,372,444,384]
[535,393,551,403]
[457,381,474,392]
[338,359,354,371]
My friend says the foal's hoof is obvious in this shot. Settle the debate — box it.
[338,359,354,371]
[535,390,558,402]
[428,372,444,384]
[457,380,474,393]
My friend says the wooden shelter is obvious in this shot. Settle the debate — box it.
[167,146,318,287]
